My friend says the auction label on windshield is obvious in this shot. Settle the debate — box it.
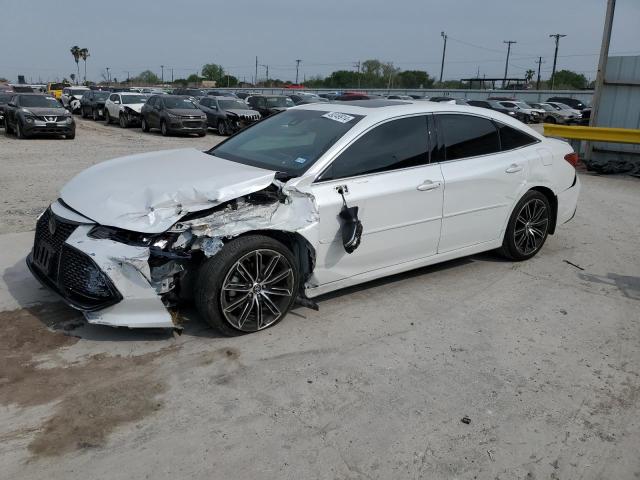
[322,112,355,123]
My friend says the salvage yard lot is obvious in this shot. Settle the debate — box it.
[1,120,639,479]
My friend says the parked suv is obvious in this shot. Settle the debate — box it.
[80,90,111,120]
[0,91,12,127]
[246,95,294,117]
[104,92,148,127]
[546,97,587,111]
[4,94,75,139]
[61,86,90,113]
[140,95,207,136]
[198,96,261,135]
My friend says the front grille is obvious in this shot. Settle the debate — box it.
[37,116,58,122]
[183,121,203,128]
[33,209,77,278]
[59,245,118,302]
[28,209,121,311]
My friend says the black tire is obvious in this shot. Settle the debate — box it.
[197,130,206,137]
[4,119,13,135]
[65,131,75,140]
[15,121,26,139]
[119,114,129,128]
[92,108,98,121]
[141,117,150,132]
[80,106,87,118]
[499,190,551,261]
[195,235,299,336]
[217,120,227,136]
[105,110,112,124]
[160,120,169,136]
[545,116,557,124]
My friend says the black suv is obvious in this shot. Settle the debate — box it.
[0,91,12,127]
[246,95,294,117]
[4,94,75,139]
[546,97,587,111]
[197,96,261,135]
[80,90,111,120]
[140,95,207,136]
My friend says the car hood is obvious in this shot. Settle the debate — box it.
[225,108,260,116]
[60,148,277,233]
[122,103,145,113]
[24,107,67,116]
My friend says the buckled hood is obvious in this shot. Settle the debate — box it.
[60,148,276,233]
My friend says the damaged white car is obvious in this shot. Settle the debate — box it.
[27,100,580,335]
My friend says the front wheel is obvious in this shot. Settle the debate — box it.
[15,121,26,139]
[119,114,129,128]
[195,235,299,336]
[217,120,228,136]
[545,116,557,124]
[105,110,112,124]
[141,117,150,132]
[499,191,551,261]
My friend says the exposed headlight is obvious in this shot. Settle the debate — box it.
[24,116,35,123]
[89,225,161,246]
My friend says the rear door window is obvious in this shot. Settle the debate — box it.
[495,123,538,150]
[437,114,500,161]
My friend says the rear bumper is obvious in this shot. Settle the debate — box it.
[557,175,581,225]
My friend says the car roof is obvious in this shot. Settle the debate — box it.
[293,101,544,139]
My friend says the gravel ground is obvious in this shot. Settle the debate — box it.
[1,119,639,479]
[0,118,223,234]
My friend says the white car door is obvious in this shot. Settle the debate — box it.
[106,94,120,117]
[435,113,537,253]
[310,115,444,285]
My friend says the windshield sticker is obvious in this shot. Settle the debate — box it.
[294,157,307,164]
[322,112,355,123]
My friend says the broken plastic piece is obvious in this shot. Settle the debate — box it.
[201,237,224,257]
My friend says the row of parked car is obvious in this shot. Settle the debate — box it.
[1,83,591,140]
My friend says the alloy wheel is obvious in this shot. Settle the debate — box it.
[220,249,294,332]
[514,198,549,256]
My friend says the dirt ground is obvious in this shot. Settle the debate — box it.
[0,119,639,479]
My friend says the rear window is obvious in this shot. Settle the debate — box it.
[496,123,538,150]
[438,114,500,161]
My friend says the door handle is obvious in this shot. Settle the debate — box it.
[505,164,523,173]
[416,180,442,191]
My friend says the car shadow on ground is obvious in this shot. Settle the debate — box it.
[2,251,508,344]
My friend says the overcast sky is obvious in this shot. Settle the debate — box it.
[1,0,638,84]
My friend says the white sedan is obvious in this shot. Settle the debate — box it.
[27,100,580,335]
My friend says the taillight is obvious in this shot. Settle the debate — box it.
[564,152,579,167]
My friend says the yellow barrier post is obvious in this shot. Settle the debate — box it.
[543,124,640,144]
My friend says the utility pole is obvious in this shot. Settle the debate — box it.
[535,57,544,89]
[106,67,110,84]
[171,68,174,83]
[439,31,447,84]
[549,33,566,89]
[255,56,258,86]
[160,65,164,84]
[588,0,616,160]
[261,64,269,86]
[295,59,302,84]
[353,61,361,89]
[124,71,130,83]
[502,40,517,88]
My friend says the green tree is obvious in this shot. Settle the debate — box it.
[201,63,225,82]
[324,70,360,88]
[551,69,588,89]
[395,70,434,89]
[70,46,81,85]
[187,73,202,83]
[525,69,535,83]
[134,70,161,84]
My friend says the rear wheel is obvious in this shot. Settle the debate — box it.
[499,190,551,261]
[195,235,299,336]
[545,116,557,124]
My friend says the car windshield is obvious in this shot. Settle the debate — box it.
[121,95,148,104]
[209,109,364,176]
[94,91,110,100]
[265,96,294,107]
[163,97,198,109]
[69,89,87,95]
[539,104,556,112]
[20,96,61,108]
[219,100,248,110]
[0,93,12,103]
[515,102,532,109]
[556,103,573,110]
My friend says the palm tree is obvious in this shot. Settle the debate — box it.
[79,48,90,84]
[70,46,81,85]
[525,69,535,84]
